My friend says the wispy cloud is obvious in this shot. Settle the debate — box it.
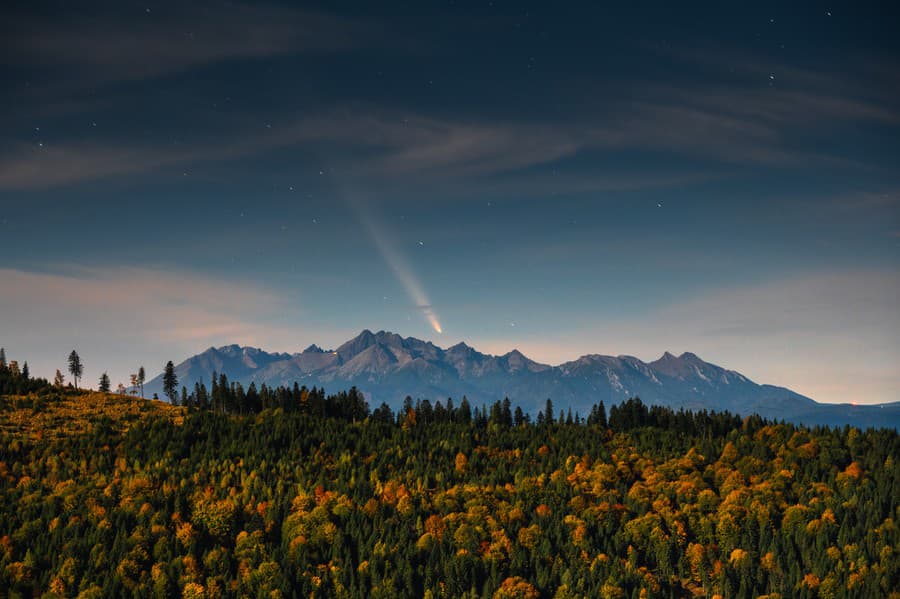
[0,112,587,189]
[3,39,898,191]
[5,1,370,82]
[0,266,312,386]
[0,98,884,192]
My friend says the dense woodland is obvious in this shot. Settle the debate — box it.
[0,351,898,598]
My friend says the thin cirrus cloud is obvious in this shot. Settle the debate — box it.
[0,266,310,387]
[1,90,893,193]
[5,1,371,82]
[0,113,586,190]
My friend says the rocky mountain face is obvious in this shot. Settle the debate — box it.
[146,330,899,428]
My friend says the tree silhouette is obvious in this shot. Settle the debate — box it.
[162,361,178,403]
[99,372,111,393]
[67,350,83,390]
[137,366,145,398]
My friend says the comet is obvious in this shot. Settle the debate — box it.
[354,203,443,334]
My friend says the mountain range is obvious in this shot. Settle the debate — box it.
[146,329,900,428]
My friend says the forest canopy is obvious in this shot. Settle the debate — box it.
[0,354,897,598]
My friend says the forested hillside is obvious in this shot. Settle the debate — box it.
[0,378,897,598]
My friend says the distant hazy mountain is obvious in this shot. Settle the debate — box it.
[146,329,900,428]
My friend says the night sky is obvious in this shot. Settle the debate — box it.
[1,1,898,404]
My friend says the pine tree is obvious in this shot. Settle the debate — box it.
[137,366,145,399]
[21,362,29,380]
[54,369,65,388]
[99,372,111,393]
[67,350,83,390]
[0,347,6,369]
[162,361,178,403]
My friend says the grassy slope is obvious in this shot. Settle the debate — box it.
[0,391,184,442]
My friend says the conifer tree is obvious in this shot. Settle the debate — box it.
[137,366,145,398]
[99,372,111,393]
[162,361,178,403]
[67,350,83,390]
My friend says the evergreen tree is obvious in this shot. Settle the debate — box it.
[162,361,178,403]
[459,397,472,424]
[137,366,146,398]
[21,362,29,380]
[67,350,83,390]
[0,347,6,369]
[514,406,526,427]
[99,372,111,393]
[54,369,65,388]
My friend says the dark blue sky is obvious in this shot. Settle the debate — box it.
[1,0,898,403]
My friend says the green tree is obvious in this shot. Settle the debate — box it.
[99,372,111,393]
[137,366,146,398]
[162,361,178,403]
[0,347,6,369]
[54,369,65,388]
[21,362,29,380]
[68,350,83,390]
